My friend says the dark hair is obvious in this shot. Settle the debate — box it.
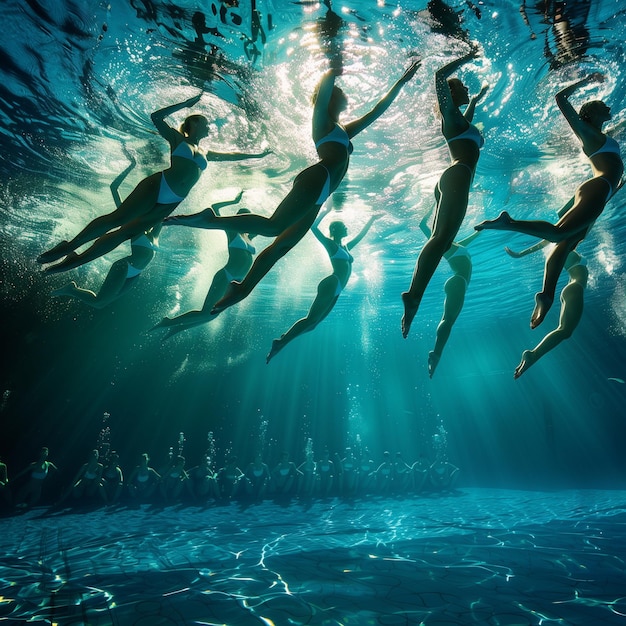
[329,220,346,237]
[579,100,604,123]
[179,114,207,136]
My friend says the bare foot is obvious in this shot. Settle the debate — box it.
[37,240,72,264]
[211,281,245,314]
[401,292,419,338]
[50,281,78,298]
[474,211,512,231]
[427,351,440,378]
[266,338,283,364]
[530,292,553,329]
[514,349,536,379]
[44,251,78,274]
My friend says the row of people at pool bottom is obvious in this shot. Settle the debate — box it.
[37,44,623,378]
[0,445,459,512]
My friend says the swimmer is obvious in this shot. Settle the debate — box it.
[13,446,59,508]
[127,453,161,502]
[475,73,623,328]
[150,192,256,339]
[38,93,269,273]
[266,206,379,363]
[50,150,160,307]
[164,61,420,316]
[418,205,480,377]
[402,49,488,338]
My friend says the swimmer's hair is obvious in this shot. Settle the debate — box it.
[141,452,149,462]
[176,455,185,464]
[447,77,464,91]
[179,114,207,136]
[41,446,49,454]
[579,100,604,123]
[329,220,346,237]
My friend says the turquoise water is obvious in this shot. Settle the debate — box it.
[3,1,626,623]
[2,0,626,486]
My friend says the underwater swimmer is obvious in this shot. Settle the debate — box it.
[164,61,421,316]
[402,48,488,338]
[475,73,623,328]
[417,204,480,377]
[266,205,379,363]
[151,192,257,339]
[38,94,269,274]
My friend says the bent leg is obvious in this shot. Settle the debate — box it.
[45,212,166,274]
[530,239,576,328]
[51,259,129,308]
[213,209,320,314]
[515,281,584,378]
[267,276,339,363]
[154,269,230,337]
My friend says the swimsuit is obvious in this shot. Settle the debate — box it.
[131,233,159,250]
[315,124,354,154]
[330,245,353,263]
[172,141,208,170]
[228,233,256,255]
[158,173,186,204]
[587,136,623,200]
[588,136,621,158]
[309,124,354,206]
[126,263,143,279]
[445,122,484,178]
[446,123,485,148]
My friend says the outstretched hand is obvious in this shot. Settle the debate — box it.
[182,92,203,108]
[504,246,523,258]
[476,82,490,101]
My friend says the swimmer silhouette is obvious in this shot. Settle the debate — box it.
[402,49,488,338]
[38,94,269,274]
[266,205,379,364]
[164,61,420,317]
[418,205,480,377]
[151,192,257,339]
[476,73,623,328]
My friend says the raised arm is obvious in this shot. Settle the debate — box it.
[555,73,605,144]
[203,147,271,162]
[464,83,489,123]
[312,70,339,139]
[435,49,478,117]
[346,214,380,249]
[150,93,203,144]
[110,148,137,208]
[311,205,334,244]
[211,190,244,215]
[344,60,420,138]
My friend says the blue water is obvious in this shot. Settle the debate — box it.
[2,0,626,482]
[1,0,626,620]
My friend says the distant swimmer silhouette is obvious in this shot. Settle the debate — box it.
[475,73,623,328]
[38,94,269,274]
[266,205,379,364]
[402,48,488,338]
[163,61,420,317]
